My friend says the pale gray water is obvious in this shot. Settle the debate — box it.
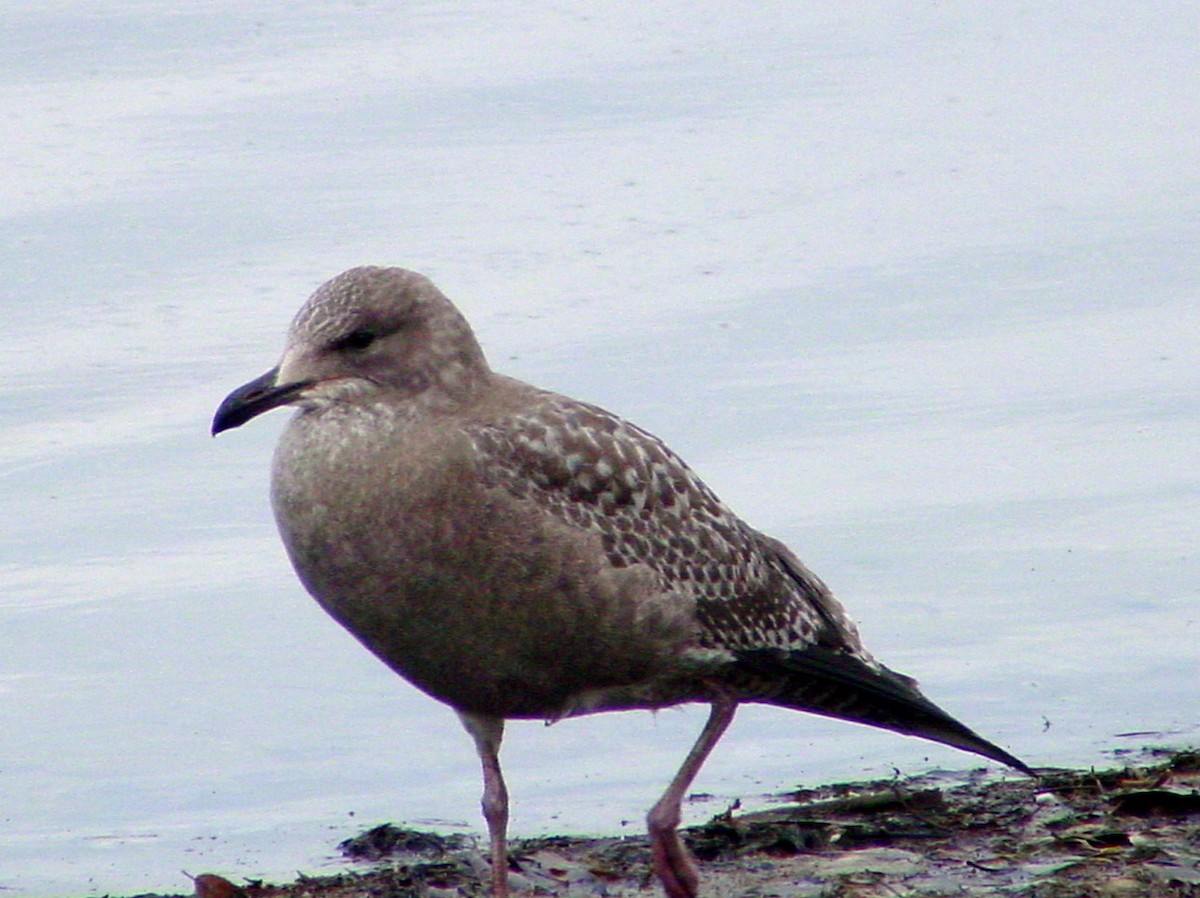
[2,3,1198,895]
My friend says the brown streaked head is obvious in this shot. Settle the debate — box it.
[211,266,490,435]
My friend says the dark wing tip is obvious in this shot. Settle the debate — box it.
[731,647,1033,776]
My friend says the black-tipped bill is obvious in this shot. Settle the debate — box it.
[212,367,312,435]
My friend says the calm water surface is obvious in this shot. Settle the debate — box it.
[2,4,1198,895]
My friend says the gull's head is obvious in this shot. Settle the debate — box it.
[212,266,488,435]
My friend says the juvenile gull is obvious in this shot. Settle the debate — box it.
[213,266,1031,898]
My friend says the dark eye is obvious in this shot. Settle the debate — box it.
[331,329,377,352]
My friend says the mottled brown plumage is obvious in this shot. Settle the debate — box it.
[213,266,1030,898]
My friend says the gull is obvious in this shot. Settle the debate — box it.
[213,266,1031,898]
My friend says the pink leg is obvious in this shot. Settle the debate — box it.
[459,712,510,897]
[646,697,738,898]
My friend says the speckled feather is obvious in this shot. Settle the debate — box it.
[467,390,867,660]
[458,389,1023,760]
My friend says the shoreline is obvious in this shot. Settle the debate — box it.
[168,748,1200,898]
